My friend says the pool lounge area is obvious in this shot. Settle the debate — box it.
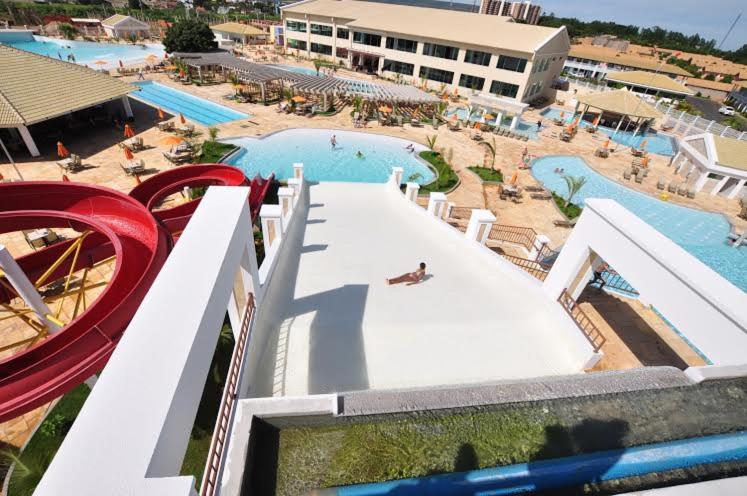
[532,156,747,293]
[131,81,248,126]
[446,107,540,139]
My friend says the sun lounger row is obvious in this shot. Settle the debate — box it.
[492,127,530,141]
[665,181,696,198]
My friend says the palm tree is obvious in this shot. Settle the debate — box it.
[562,175,587,208]
[3,449,51,496]
[313,58,324,76]
[208,127,218,142]
[426,134,438,152]
[465,104,480,125]
[227,72,241,95]
[479,136,497,170]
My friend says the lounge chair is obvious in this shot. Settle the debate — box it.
[668,182,679,193]
[631,148,645,157]
[177,123,195,135]
[530,191,552,200]
[553,218,578,228]
[586,126,597,133]
[57,154,83,172]
[121,159,145,175]
[447,121,460,132]
[158,121,175,132]
[687,188,696,199]
[410,118,422,127]
[560,131,572,142]
[677,184,688,196]
[623,168,632,180]
[471,130,483,141]
[119,136,143,152]
[595,147,609,158]
[656,177,666,190]
[634,173,644,184]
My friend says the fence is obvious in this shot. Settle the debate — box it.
[488,224,538,254]
[557,289,606,352]
[655,101,747,142]
[497,252,549,281]
[559,76,613,94]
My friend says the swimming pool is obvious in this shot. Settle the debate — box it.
[132,81,248,126]
[2,36,164,68]
[268,64,319,76]
[223,129,435,184]
[533,156,747,292]
[540,107,677,156]
[445,107,540,139]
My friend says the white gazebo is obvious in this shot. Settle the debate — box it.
[468,93,529,130]
[673,133,747,199]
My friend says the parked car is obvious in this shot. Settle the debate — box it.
[719,106,736,116]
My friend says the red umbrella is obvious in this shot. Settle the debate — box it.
[57,141,70,158]
[62,174,70,182]
[124,124,135,138]
[123,147,134,161]
[179,113,186,125]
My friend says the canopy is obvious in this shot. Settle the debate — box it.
[604,70,694,97]
[575,89,662,120]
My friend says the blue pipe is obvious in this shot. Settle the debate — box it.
[333,431,747,496]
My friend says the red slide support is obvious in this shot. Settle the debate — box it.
[0,164,253,423]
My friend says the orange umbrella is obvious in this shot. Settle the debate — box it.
[378,105,392,113]
[640,140,648,150]
[145,54,159,63]
[135,174,142,185]
[62,174,70,182]
[124,124,135,138]
[593,116,601,127]
[123,147,134,161]
[178,68,186,77]
[57,141,69,158]
[179,113,186,125]
[484,113,495,121]
[474,122,481,129]
[159,135,184,146]
[93,60,108,66]
[291,95,307,103]
[566,124,574,133]
[603,139,611,149]
[509,171,519,185]
[157,107,165,120]
[642,156,651,167]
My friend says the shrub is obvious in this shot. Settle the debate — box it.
[163,19,217,53]
[39,414,71,438]
[419,150,458,193]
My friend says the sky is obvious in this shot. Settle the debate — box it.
[451,0,746,50]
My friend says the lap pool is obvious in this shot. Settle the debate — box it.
[445,107,540,139]
[132,81,248,126]
[540,107,676,156]
[223,129,435,184]
[533,156,747,292]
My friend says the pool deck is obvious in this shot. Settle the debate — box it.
[253,182,585,396]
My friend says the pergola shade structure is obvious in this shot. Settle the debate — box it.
[573,89,663,135]
[673,133,747,199]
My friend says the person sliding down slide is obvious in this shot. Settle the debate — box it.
[386,262,427,286]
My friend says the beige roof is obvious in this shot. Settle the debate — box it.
[684,77,736,92]
[102,14,147,28]
[605,70,694,96]
[210,22,266,37]
[712,135,747,172]
[283,0,566,54]
[0,45,135,127]
[575,89,662,119]
[569,45,692,77]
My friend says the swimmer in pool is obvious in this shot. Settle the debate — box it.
[356,150,364,158]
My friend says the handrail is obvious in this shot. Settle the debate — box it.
[497,252,549,281]
[200,292,256,496]
[557,289,606,352]
[489,224,538,253]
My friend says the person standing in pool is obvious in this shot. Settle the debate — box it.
[537,119,542,131]
[330,135,337,149]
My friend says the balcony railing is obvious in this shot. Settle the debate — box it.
[200,292,256,496]
[557,288,606,352]
[497,251,549,281]
[489,224,538,253]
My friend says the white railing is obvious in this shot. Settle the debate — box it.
[654,101,746,142]
[559,76,613,94]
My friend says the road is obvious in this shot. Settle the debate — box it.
[685,96,728,123]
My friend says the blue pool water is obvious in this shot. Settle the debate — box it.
[268,64,319,76]
[540,107,676,156]
[445,107,540,139]
[132,81,248,126]
[533,156,747,292]
[224,129,435,184]
[3,36,164,68]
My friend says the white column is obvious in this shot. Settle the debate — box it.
[710,175,730,196]
[727,179,746,200]
[465,209,496,245]
[260,204,282,255]
[0,245,61,333]
[277,186,294,230]
[694,171,710,192]
[287,178,302,206]
[444,202,455,220]
[392,166,404,186]
[121,96,133,119]
[496,111,504,127]
[404,182,420,202]
[17,125,40,157]
[293,162,304,182]
[510,115,519,130]
[426,192,447,218]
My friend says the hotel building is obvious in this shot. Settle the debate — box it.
[480,0,543,25]
[281,0,569,103]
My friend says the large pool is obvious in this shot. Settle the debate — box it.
[445,107,540,139]
[540,107,677,156]
[223,129,435,184]
[268,64,319,76]
[131,81,248,126]
[2,36,164,68]
[533,156,747,292]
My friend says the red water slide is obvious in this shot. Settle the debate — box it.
[0,165,249,422]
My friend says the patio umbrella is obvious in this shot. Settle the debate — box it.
[123,147,134,161]
[135,174,142,185]
[291,95,307,103]
[159,135,184,146]
[146,54,159,63]
[378,105,392,113]
[124,124,135,138]
[560,111,565,118]
[157,107,165,120]
[603,139,611,149]
[62,174,70,182]
[57,141,70,158]
[179,113,186,124]
[484,113,495,121]
[474,122,481,129]
[179,68,186,78]
[593,116,601,127]
[642,156,651,167]
[509,171,519,185]
[93,60,108,66]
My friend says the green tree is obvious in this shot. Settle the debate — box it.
[426,134,438,152]
[208,127,218,142]
[162,19,217,53]
[3,450,52,496]
[479,136,497,171]
[58,23,78,40]
[562,175,587,208]
[313,58,324,76]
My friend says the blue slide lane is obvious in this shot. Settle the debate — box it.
[334,431,747,495]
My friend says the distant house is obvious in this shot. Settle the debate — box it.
[685,77,737,103]
[101,15,150,40]
[210,22,268,47]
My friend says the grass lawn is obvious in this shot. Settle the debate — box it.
[552,192,583,219]
[418,151,459,194]
[467,166,503,183]
[7,384,91,496]
[199,141,236,164]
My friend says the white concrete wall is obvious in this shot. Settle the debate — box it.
[35,187,253,496]
[543,199,747,366]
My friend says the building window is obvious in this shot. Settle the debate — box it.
[287,39,307,51]
[286,20,307,33]
[385,37,417,53]
[310,42,332,55]
[337,27,349,39]
[382,59,415,76]
[458,74,485,90]
[310,23,333,37]
[419,65,454,84]
[422,42,459,60]
[489,80,519,98]
[464,49,491,66]
[336,47,349,58]
[496,55,527,73]
[353,31,382,47]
